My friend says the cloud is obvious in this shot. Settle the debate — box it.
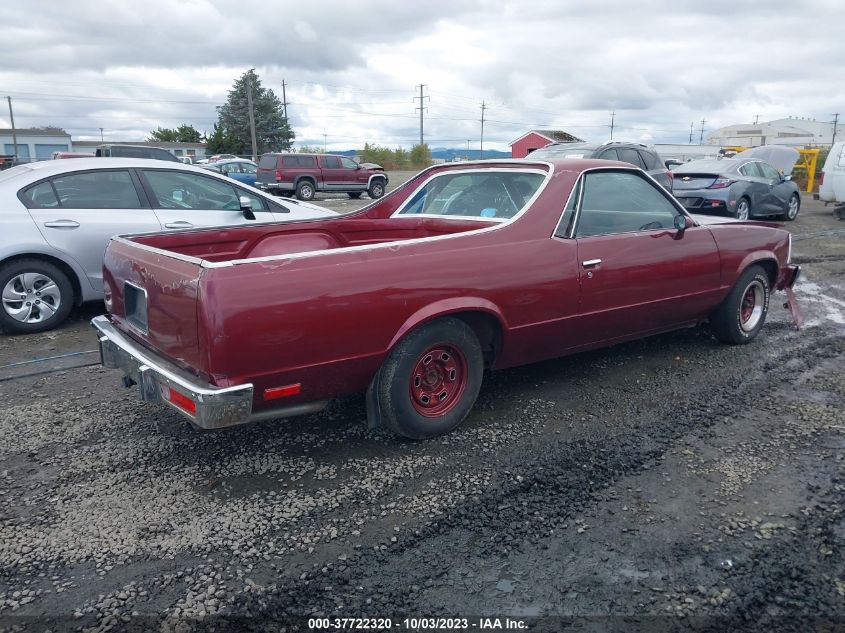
[1,0,843,150]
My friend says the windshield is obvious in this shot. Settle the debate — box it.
[528,143,598,159]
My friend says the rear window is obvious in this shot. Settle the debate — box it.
[258,155,277,169]
[51,170,142,209]
[396,170,545,220]
[616,148,646,169]
[529,143,598,159]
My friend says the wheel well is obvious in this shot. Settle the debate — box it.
[449,311,503,367]
[295,176,316,187]
[753,259,778,288]
[1,254,83,305]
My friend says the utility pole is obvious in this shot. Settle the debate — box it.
[832,113,840,147]
[609,111,616,141]
[754,114,759,125]
[99,127,104,142]
[323,133,327,153]
[480,101,487,160]
[414,84,428,147]
[281,80,288,119]
[6,96,19,163]
[689,122,694,144]
[246,77,258,162]
[699,118,707,144]
[466,139,470,159]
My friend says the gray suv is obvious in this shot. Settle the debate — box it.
[527,141,674,191]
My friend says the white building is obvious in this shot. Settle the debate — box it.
[0,127,72,162]
[707,117,844,148]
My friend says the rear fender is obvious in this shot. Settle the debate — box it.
[387,298,508,352]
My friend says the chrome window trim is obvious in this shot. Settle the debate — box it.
[109,162,555,268]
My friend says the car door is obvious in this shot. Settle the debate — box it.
[569,170,722,343]
[22,169,161,292]
[339,156,367,189]
[757,161,792,213]
[318,156,346,189]
[140,168,280,230]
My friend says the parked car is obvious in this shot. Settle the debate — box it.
[207,158,258,187]
[527,141,674,191]
[818,141,845,206]
[256,153,388,201]
[0,158,335,334]
[92,158,800,439]
[672,146,801,221]
[51,151,92,160]
[95,144,180,162]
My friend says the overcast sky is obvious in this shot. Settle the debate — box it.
[1,0,843,151]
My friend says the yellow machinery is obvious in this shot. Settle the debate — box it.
[792,148,820,193]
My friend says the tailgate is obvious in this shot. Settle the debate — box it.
[103,237,206,377]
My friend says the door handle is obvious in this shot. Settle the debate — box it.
[43,220,80,229]
[582,259,602,268]
[165,221,194,229]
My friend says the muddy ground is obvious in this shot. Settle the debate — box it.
[0,191,843,632]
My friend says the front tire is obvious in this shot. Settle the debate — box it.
[780,193,800,221]
[368,179,386,199]
[375,317,483,439]
[0,259,74,334]
[710,265,770,345]
[295,181,315,201]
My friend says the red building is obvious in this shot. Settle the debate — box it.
[510,129,583,158]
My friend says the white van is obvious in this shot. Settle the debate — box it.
[819,141,845,204]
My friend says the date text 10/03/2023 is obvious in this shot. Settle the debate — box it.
[307,617,528,630]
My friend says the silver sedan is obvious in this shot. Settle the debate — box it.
[0,158,336,334]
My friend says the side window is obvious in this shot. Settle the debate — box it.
[242,163,256,174]
[739,162,761,177]
[758,162,781,180]
[598,149,619,161]
[321,156,341,169]
[21,181,60,209]
[639,150,662,171]
[616,148,646,169]
[299,156,317,167]
[235,187,268,211]
[396,171,545,219]
[143,170,239,210]
[555,177,582,237]
[575,171,679,238]
[258,155,276,169]
[50,170,142,209]
[340,157,358,169]
[282,156,299,167]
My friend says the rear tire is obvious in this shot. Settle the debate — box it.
[735,197,751,220]
[375,317,483,439]
[710,265,770,345]
[295,181,315,201]
[0,259,74,334]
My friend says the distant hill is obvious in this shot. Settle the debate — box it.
[328,148,512,161]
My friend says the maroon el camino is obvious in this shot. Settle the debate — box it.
[92,158,801,438]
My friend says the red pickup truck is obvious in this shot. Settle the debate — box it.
[255,152,388,201]
[93,159,801,439]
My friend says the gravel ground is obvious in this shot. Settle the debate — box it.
[0,192,843,632]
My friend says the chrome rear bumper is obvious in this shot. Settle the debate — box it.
[92,315,326,430]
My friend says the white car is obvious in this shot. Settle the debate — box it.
[819,141,845,205]
[0,158,336,334]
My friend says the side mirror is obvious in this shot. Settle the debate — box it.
[782,174,792,181]
[239,196,256,220]
[673,214,688,232]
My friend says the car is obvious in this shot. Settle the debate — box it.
[207,158,258,187]
[818,140,845,206]
[92,158,801,439]
[527,141,674,191]
[0,158,336,334]
[94,144,180,162]
[51,151,92,160]
[255,153,388,201]
[671,146,801,221]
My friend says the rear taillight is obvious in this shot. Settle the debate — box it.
[819,171,824,186]
[667,171,674,181]
[707,177,734,189]
[274,169,283,182]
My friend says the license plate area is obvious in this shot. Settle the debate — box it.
[124,281,149,334]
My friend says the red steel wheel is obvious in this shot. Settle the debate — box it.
[409,344,468,417]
